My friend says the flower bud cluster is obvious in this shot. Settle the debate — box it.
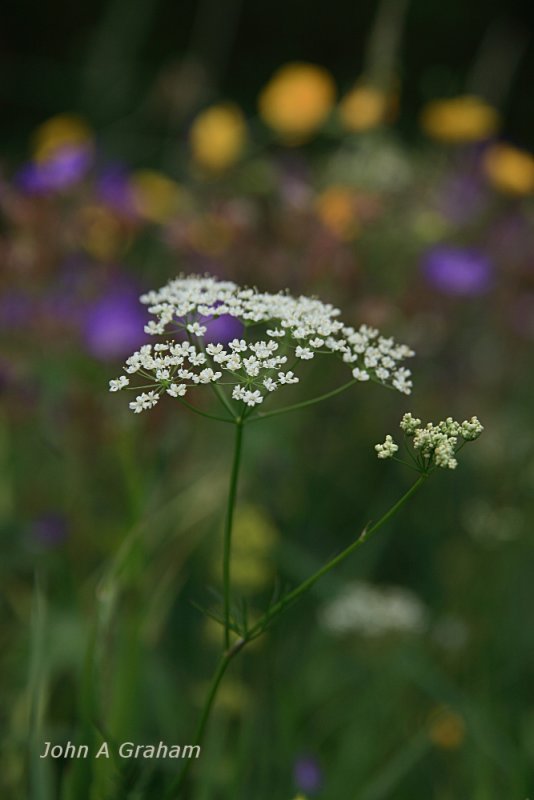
[376,413,484,470]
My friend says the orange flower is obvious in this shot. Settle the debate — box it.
[339,85,390,132]
[420,96,499,143]
[190,104,247,172]
[315,186,359,240]
[483,143,534,195]
[259,62,335,141]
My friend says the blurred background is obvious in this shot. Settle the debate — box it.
[1,0,534,798]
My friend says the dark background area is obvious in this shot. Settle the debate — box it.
[1,0,533,159]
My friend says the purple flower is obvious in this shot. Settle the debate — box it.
[97,164,137,216]
[422,245,493,296]
[83,280,148,361]
[293,755,323,795]
[200,313,244,344]
[31,513,69,547]
[15,144,92,194]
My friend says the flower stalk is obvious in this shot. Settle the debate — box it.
[222,419,244,649]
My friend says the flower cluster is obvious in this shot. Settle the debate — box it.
[376,413,484,470]
[320,581,427,638]
[109,275,415,414]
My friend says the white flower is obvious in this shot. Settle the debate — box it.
[167,383,187,397]
[243,356,261,377]
[128,391,159,413]
[459,416,484,440]
[295,346,314,360]
[352,368,370,381]
[186,321,207,336]
[206,343,225,356]
[111,275,416,414]
[320,581,427,637]
[375,435,399,459]
[243,390,263,407]
[198,368,222,384]
[109,376,129,392]
[229,338,248,352]
[232,385,246,401]
[399,412,421,435]
[278,371,299,385]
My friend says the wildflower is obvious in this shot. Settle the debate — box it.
[131,170,183,223]
[110,275,415,413]
[399,412,421,435]
[166,383,187,397]
[377,415,483,470]
[420,96,499,143]
[320,581,427,637]
[109,376,129,391]
[189,104,247,172]
[315,186,358,241]
[84,280,149,361]
[258,62,335,141]
[483,143,534,195]
[422,245,493,296]
[293,755,323,795]
[129,391,159,413]
[375,434,399,459]
[339,84,390,132]
[32,113,92,161]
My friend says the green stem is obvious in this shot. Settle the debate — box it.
[164,641,244,799]
[247,474,427,637]
[223,420,244,648]
[177,396,234,424]
[166,472,427,798]
[248,379,357,423]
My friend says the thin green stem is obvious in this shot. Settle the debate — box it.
[164,640,244,799]
[247,474,428,637]
[247,379,358,423]
[165,471,428,798]
[223,420,244,648]
[176,396,234,424]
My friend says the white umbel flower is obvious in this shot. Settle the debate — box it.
[110,274,415,414]
[320,581,427,638]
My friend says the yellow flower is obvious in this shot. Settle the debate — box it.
[259,62,335,141]
[339,85,390,132]
[32,113,92,161]
[315,186,358,240]
[428,706,466,750]
[195,677,252,715]
[80,205,128,261]
[483,143,534,195]
[190,104,247,172]
[420,96,499,143]
[130,170,183,223]
[210,504,278,592]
